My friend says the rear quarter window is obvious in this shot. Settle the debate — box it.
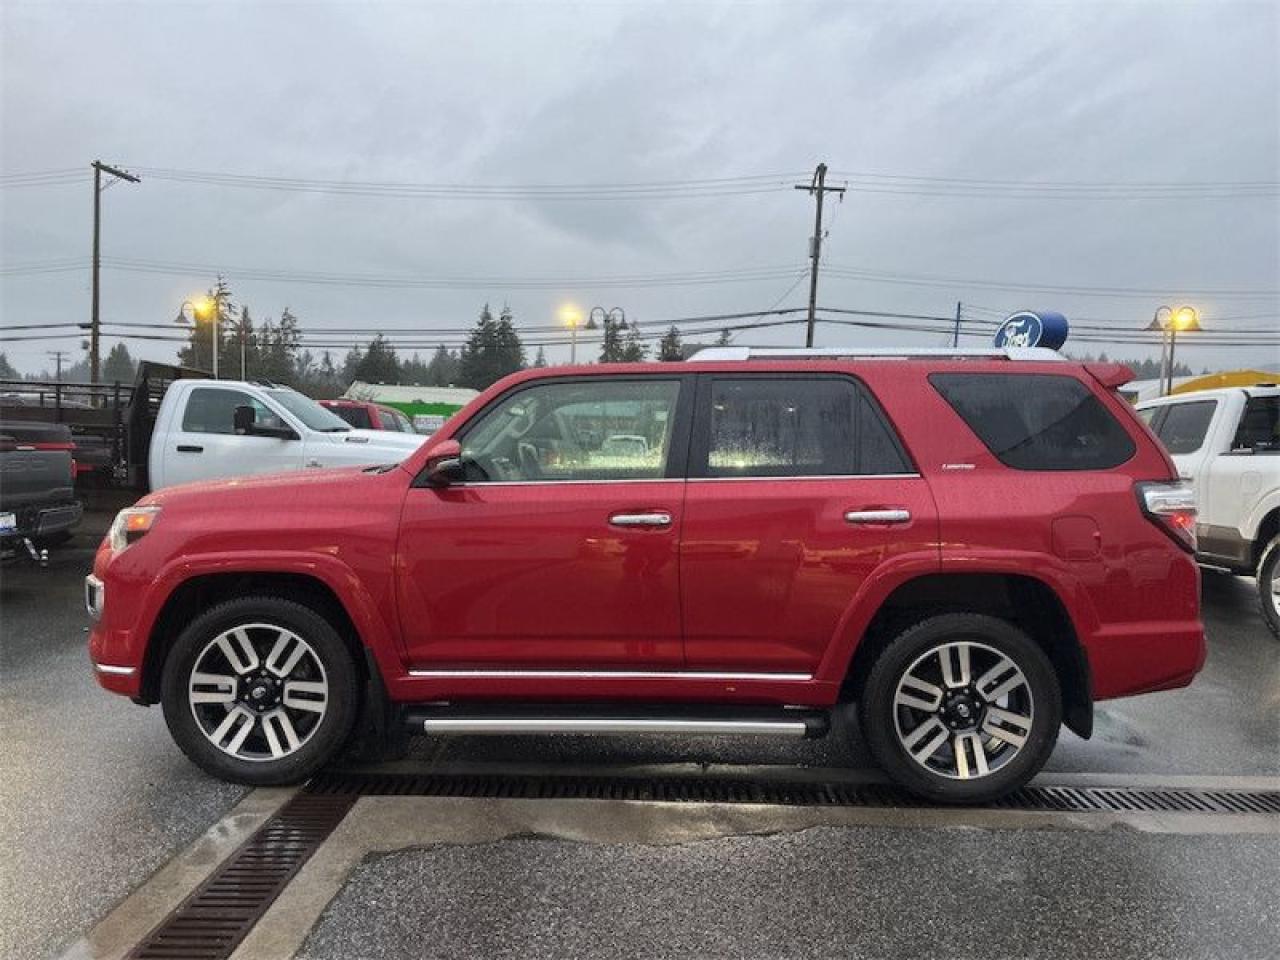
[930,372,1136,471]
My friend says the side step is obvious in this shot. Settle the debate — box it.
[402,703,830,739]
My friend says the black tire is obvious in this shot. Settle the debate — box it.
[859,613,1062,804]
[1258,536,1280,641]
[161,596,360,785]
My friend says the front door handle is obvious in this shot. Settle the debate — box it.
[609,512,672,528]
[175,445,204,453]
[845,508,911,525]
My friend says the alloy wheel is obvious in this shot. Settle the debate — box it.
[188,622,329,762]
[892,640,1034,780]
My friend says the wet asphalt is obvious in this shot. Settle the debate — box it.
[1,511,1277,960]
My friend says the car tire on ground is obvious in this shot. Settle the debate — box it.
[161,596,360,785]
[859,613,1061,804]
[1257,536,1280,641]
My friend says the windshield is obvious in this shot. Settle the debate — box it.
[267,389,352,432]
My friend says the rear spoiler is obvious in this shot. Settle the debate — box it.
[1083,362,1135,390]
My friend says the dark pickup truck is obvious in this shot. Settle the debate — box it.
[0,421,83,563]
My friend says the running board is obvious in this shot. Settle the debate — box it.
[402,704,830,739]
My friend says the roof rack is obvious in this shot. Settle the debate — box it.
[691,346,1066,362]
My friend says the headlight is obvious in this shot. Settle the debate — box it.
[108,506,161,553]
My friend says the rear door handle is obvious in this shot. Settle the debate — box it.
[845,508,911,525]
[609,512,672,528]
[176,445,204,453]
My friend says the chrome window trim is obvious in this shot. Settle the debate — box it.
[407,668,813,681]
[94,662,137,676]
[689,473,921,482]
[436,473,921,489]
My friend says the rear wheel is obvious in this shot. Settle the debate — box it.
[859,613,1061,804]
[161,596,359,785]
[1258,536,1280,640]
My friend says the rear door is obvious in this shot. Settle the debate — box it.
[679,373,938,674]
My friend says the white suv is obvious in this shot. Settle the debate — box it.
[1138,385,1280,637]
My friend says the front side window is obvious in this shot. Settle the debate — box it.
[265,389,351,432]
[181,388,284,436]
[458,378,680,482]
[1155,400,1217,455]
[930,373,1136,471]
[699,376,909,478]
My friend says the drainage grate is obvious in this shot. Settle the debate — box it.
[306,770,1280,816]
[127,792,355,960]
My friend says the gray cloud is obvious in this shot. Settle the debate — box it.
[2,0,1277,375]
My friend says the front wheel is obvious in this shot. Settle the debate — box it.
[161,596,359,785]
[1258,536,1280,640]
[859,613,1062,804]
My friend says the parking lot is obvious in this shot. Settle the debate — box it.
[2,507,1277,960]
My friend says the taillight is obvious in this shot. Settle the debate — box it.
[1135,481,1197,553]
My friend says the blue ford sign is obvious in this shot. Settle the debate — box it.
[992,311,1069,350]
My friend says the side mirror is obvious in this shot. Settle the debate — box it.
[233,403,297,440]
[422,438,465,487]
[233,404,255,434]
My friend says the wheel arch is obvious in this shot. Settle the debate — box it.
[839,572,1093,738]
[139,571,370,704]
[1250,506,1280,571]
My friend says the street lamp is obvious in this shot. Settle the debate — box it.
[558,304,585,364]
[176,294,221,379]
[1146,305,1201,396]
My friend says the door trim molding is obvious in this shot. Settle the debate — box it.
[406,668,814,681]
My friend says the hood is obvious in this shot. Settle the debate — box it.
[138,462,405,508]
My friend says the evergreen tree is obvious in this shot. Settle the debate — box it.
[459,304,517,389]
[401,352,429,385]
[425,345,460,386]
[657,325,683,362]
[533,346,548,367]
[177,276,235,374]
[352,333,401,383]
[598,317,625,362]
[101,343,137,383]
[494,306,527,374]
[0,352,18,379]
[620,323,647,362]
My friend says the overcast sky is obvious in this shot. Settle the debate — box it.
[2,0,1277,377]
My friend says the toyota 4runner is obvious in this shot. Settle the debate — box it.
[87,347,1205,802]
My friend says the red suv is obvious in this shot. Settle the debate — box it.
[87,348,1204,802]
[318,398,417,433]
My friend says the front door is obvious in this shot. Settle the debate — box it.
[680,373,939,675]
[164,386,301,488]
[396,375,691,669]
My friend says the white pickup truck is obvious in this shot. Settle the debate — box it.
[148,379,426,490]
[1138,385,1280,637]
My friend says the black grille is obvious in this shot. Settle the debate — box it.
[307,770,1280,815]
[127,792,355,960]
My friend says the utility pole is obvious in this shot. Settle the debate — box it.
[952,301,963,347]
[794,163,846,347]
[89,161,140,385]
[47,350,68,381]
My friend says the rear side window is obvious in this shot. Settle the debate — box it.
[930,373,1136,471]
[1232,396,1279,452]
[1154,400,1217,455]
[698,376,910,477]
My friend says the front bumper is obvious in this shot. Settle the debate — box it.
[86,572,143,696]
